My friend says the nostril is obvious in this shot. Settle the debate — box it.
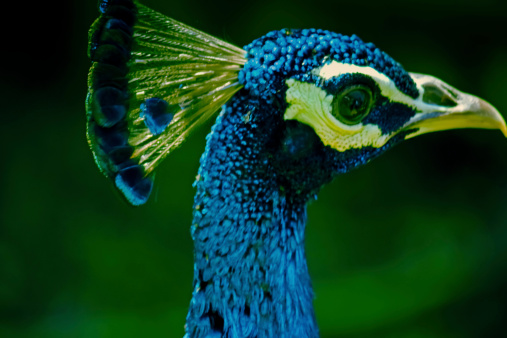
[442,84,460,100]
[422,84,457,107]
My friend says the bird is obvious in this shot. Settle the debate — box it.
[86,0,507,337]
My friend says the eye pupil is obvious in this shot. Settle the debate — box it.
[332,86,373,124]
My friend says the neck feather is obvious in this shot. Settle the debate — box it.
[184,96,318,337]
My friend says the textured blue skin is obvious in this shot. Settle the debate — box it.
[185,29,416,337]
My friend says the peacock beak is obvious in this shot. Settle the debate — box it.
[400,73,507,139]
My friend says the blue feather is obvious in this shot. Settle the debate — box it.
[115,165,153,206]
[91,86,128,127]
[140,98,175,136]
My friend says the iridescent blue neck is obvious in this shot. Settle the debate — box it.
[184,94,318,337]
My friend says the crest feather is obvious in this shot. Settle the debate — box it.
[87,0,246,205]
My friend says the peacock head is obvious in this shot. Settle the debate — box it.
[87,3,507,205]
[238,29,507,195]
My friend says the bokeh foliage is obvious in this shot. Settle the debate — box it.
[1,0,507,337]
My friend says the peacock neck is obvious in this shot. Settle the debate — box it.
[184,94,318,337]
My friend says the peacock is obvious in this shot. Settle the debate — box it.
[86,0,507,336]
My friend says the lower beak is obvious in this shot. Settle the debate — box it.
[401,73,507,139]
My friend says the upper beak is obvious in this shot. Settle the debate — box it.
[401,73,507,139]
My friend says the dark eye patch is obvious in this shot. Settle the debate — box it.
[321,72,380,97]
[362,98,417,134]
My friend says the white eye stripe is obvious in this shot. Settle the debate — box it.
[314,61,441,115]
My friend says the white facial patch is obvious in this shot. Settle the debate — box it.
[284,79,390,151]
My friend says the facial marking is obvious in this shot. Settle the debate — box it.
[283,61,467,153]
[284,78,389,152]
[317,61,451,116]
[316,62,417,107]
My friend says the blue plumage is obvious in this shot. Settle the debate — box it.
[86,1,506,336]
[140,98,175,136]
[115,165,153,206]
[188,97,317,336]
[185,93,413,337]
[91,86,128,127]
[87,1,151,205]
[240,29,419,99]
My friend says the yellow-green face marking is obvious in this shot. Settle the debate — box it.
[285,78,389,151]
[284,61,507,153]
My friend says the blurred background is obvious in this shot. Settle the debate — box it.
[1,0,507,337]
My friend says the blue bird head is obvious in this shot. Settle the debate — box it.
[233,29,507,195]
[87,1,506,204]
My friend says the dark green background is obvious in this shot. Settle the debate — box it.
[2,0,507,337]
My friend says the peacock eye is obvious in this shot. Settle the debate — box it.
[332,85,373,125]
